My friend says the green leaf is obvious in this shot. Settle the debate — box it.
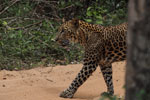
[87,7,92,11]
[85,19,92,23]
[86,11,92,16]
[93,11,97,15]
[2,21,7,26]
[96,20,103,24]
[96,15,102,20]
[10,34,16,38]
[75,2,82,7]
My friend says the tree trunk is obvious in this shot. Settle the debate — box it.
[126,0,150,100]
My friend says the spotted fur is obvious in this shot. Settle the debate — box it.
[55,19,127,98]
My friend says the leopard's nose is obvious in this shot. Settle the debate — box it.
[61,40,70,46]
[55,38,58,42]
[54,36,59,42]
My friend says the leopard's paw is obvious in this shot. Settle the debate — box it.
[59,89,74,98]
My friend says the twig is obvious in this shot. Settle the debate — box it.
[0,0,20,15]
[60,4,74,11]
[13,21,43,30]
[1,16,34,20]
[32,0,58,4]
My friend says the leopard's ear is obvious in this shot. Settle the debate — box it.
[62,18,66,23]
[71,18,79,28]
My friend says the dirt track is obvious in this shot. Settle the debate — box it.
[0,62,126,100]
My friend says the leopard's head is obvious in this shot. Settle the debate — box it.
[55,18,79,46]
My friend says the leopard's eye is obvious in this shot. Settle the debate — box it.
[61,29,64,34]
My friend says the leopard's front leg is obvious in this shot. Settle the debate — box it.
[60,57,98,98]
[100,64,114,96]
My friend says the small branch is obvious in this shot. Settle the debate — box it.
[0,0,20,15]
[32,0,58,4]
[13,21,43,30]
[60,4,74,11]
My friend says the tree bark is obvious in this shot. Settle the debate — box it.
[126,0,150,100]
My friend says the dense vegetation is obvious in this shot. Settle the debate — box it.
[0,0,127,70]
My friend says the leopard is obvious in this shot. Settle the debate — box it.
[55,18,127,98]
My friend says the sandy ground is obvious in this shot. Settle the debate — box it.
[0,62,126,100]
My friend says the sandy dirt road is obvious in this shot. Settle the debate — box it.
[0,62,126,100]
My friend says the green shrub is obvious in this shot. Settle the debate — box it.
[0,0,127,70]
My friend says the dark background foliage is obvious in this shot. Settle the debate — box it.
[0,0,127,70]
